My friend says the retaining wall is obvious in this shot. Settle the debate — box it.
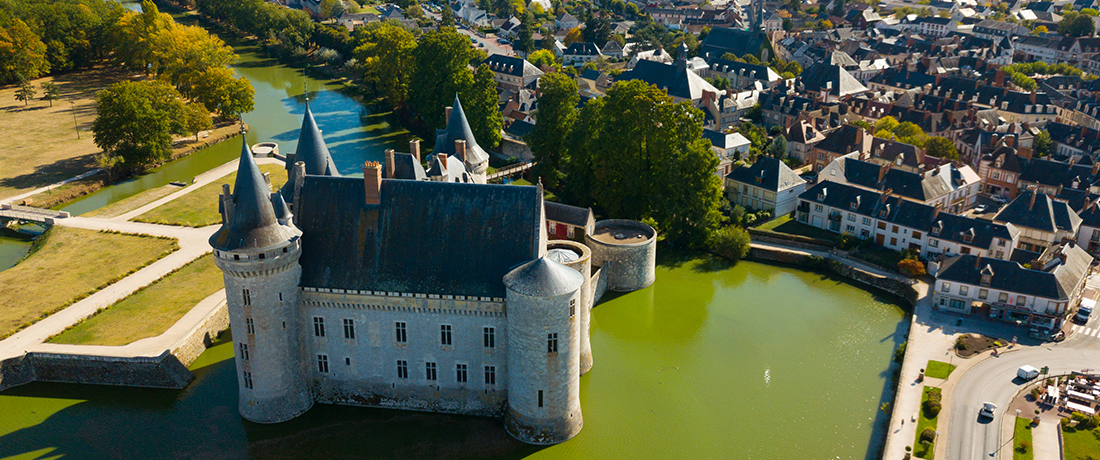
[748,246,919,306]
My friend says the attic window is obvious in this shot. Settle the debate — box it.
[850,202,858,211]
[980,273,992,286]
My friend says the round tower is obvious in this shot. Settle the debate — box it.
[210,137,312,424]
[585,219,658,292]
[503,257,585,445]
[546,240,594,375]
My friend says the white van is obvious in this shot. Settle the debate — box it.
[1018,365,1039,380]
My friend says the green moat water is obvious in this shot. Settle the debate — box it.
[0,253,908,459]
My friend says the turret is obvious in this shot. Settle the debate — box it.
[546,240,594,375]
[432,95,490,182]
[503,257,585,444]
[281,98,339,207]
[211,136,312,424]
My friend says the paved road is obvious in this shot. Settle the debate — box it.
[424,9,513,57]
[944,344,1100,459]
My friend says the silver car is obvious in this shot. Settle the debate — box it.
[979,402,997,419]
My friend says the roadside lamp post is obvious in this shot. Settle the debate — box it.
[69,100,79,139]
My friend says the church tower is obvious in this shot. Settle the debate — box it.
[211,136,311,424]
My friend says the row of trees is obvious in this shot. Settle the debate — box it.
[94,80,212,170]
[529,75,725,247]
[0,0,128,84]
[354,23,502,148]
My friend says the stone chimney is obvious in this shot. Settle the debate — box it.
[1030,89,1037,104]
[445,106,453,124]
[438,153,448,170]
[455,139,467,163]
[363,161,382,205]
[994,68,1005,87]
[409,139,421,163]
[974,253,982,269]
[385,149,395,179]
[878,163,891,184]
[1092,162,1099,176]
[1029,190,1037,210]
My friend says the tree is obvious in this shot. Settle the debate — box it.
[767,135,788,158]
[113,0,173,73]
[528,49,557,69]
[1033,25,1048,34]
[708,226,751,261]
[526,73,578,189]
[924,136,958,160]
[183,102,213,141]
[1034,130,1053,157]
[1058,13,1096,37]
[15,80,36,106]
[442,3,455,27]
[515,21,535,54]
[0,18,50,84]
[40,81,60,107]
[874,116,899,133]
[355,20,417,107]
[93,80,187,168]
[460,64,504,148]
[409,28,480,129]
[563,27,583,45]
[564,80,724,247]
[582,16,611,45]
[190,67,254,119]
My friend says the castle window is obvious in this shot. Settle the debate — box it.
[425,362,437,381]
[569,299,576,318]
[483,327,495,348]
[441,324,452,346]
[567,226,575,238]
[395,322,407,343]
[245,317,254,335]
[243,371,253,389]
[484,366,496,385]
[343,319,355,339]
[538,390,544,408]
[259,253,265,260]
[238,343,249,361]
[242,289,251,306]
[457,364,468,383]
[397,360,408,379]
[313,317,326,337]
[547,333,558,353]
[279,293,282,302]
[317,354,329,373]
[345,357,351,366]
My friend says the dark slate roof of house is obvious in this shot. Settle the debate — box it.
[698,27,768,60]
[800,180,938,230]
[871,138,922,168]
[868,68,937,89]
[505,119,535,137]
[1019,158,1098,191]
[725,156,807,192]
[431,95,490,166]
[295,177,542,297]
[502,257,584,297]
[938,255,1062,299]
[483,54,543,78]
[1079,202,1100,228]
[211,138,300,252]
[983,146,1023,173]
[563,42,600,56]
[842,159,927,201]
[544,201,593,227]
[992,190,1082,233]
[929,212,1018,248]
[815,125,865,155]
[798,62,868,97]
[384,152,427,181]
[618,59,716,101]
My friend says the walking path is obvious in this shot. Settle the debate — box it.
[114,157,281,222]
[1033,419,1059,460]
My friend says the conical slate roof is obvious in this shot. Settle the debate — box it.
[210,137,299,252]
[295,100,340,177]
[503,257,584,297]
[432,96,490,166]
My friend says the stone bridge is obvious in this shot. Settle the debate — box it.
[0,204,70,226]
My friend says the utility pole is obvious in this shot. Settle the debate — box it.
[69,100,79,139]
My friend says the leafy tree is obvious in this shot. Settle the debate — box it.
[0,18,50,84]
[515,20,535,54]
[460,64,503,148]
[1034,130,1053,157]
[564,27,583,45]
[767,135,788,158]
[874,116,899,133]
[149,22,237,98]
[354,20,417,107]
[564,80,724,247]
[113,0,173,73]
[924,136,958,160]
[93,80,187,168]
[582,16,611,45]
[442,2,455,27]
[526,73,578,189]
[1033,25,1048,34]
[708,226,751,261]
[192,67,255,119]
[406,3,424,19]
[15,80,36,106]
[1058,12,1096,37]
[409,28,480,129]
[40,81,60,107]
[183,102,213,141]
[528,49,557,68]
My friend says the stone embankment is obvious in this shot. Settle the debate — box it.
[748,244,919,306]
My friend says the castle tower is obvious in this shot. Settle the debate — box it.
[503,257,585,444]
[546,240,594,375]
[211,137,311,424]
[432,95,490,183]
[281,98,339,208]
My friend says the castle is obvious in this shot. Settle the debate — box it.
[209,96,656,444]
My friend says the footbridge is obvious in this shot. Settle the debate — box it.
[0,204,70,225]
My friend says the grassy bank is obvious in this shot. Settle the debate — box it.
[49,253,222,346]
[914,386,942,459]
[134,163,287,227]
[0,227,179,339]
[1062,424,1100,460]
[925,360,957,380]
[1013,417,1034,460]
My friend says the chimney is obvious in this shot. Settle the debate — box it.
[974,253,982,269]
[994,68,1005,87]
[932,206,941,221]
[410,139,421,163]
[444,106,453,124]
[363,161,382,205]
[1005,135,1015,147]
[438,153,448,170]
[878,163,891,184]
[455,139,467,162]
[1029,190,1037,210]
[385,149,395,179]
[1029,89,1036,104]
[1092,162,1099,176]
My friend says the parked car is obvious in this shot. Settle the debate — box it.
[979,402,997,419]
[1017,365,1039,380]
[990,195,1008,204]
[974,204,988,213]
[1074,302,1093,324]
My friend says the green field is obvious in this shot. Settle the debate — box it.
[1062,424,1100,460]
[1013,417,1034,460]
[755,214,839,242]
[134,163,287,227]
[914,386,942,459]
[0,227,178,339]
[49,253,223,346]
[925,360,957,380]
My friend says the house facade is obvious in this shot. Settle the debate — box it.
[725,156,808,216]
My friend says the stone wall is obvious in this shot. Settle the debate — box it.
[748,246,919,306]
[171,300,230,367]
[585,220,657,292]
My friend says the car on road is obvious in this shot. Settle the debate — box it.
[990,195,1008,204]
[979,402,997,419]
[1075,303,1093,324]
[974,204,988,213]
[1017,365,1039,380]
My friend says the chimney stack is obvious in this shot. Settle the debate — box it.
[1030,89,1037,104]
[455,139,467,163]
[1029,190,1037,210]
[975,253,982,269]
[410,139,421,163]
[444,106,453,125]
[438,153,448,170]
[994,68,1005,87]
[363,161,382,205]
[385,149,395,179]
[878,163,890,184]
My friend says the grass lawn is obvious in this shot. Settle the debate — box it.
[754,214,838,242]
[1013,417,1034,460]
[0,227,178,339]
[925,360,957,380]
[49,253,223,346]
[853,245,904,268]
[913,386,942,459]
[134,163,287,227]
[1062,425,1100,460]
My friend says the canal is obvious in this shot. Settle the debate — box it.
[0,253,908,459]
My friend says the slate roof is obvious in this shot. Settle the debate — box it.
[211,138,301,252]
[928,212,1019,248]
[1019,158,1098,192]
[698,27,768,60]
[800,180,938,230]
[295,177,542,297]
[431,96,490,167]
[725,156,806,192]
[815,125,865,155]
[1079,202,1100,228]
[993,190,1082,233]
[618,59,718,101]
[281,100,339,202]
[563,42,601,56]
[702,129,751,149]
[483,54,543,79]
[937,243,1091,300]
[798,62,868,97]
[545,201,593,227]
[502,257,584,297]
[385,152,427,181]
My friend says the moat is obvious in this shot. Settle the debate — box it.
[0,252,907,459]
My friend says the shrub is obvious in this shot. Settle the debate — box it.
[893,341,907,363]
[922,399,942,418]
[920,427,936,443]
[955,335,969,351]
[898,258,926,277]
[707,226,752,262]
[1031,388,1040,399]
[1017,440,1030,453]
[836,232,859,250]
[920,440,932,453]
